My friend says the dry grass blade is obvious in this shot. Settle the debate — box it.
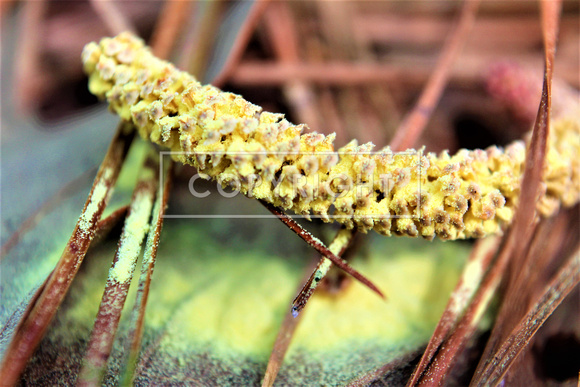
[474,247,579,386]
[259,200,384,300]
[77,151,159,386]
[0,123,135,386]
[414,258,503,386]
[258,2,321,130]
[389,0,480,151]
[121,159,173,385]
[406,236,501,386]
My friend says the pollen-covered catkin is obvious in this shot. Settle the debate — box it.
[82,32,580,240]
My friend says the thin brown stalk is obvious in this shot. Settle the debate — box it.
[414,246,509,386]
[406,236,501,386]
[77,152,159,386]
[259,200,384,300]
[389,0,480,151]
[150,1,192,60]
[1,167,97,259]
[0,123,135,386]
[473,247,580,386]
[211,0,271,87]
[121,159,173,385]
[89,0,135,36]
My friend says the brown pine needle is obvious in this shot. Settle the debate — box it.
[291,228,356,317]
[259,200,385,303]
[389,0,480,152]
[121,159,173,385]
[473,247,580,386]
[261,259,320,387]
[0,123,135,386]
[77,151,159,386]
[471,0,561,378]
[413,1,561,384]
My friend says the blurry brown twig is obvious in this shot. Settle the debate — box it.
[89,0,135,36]
[150,1,192,60]
[211,0,270,87]
[14,0,46,114]
[389,0,480,151]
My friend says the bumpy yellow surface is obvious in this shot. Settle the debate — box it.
[82,32,579,240]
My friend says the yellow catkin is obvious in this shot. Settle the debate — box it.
[82,32,579,240]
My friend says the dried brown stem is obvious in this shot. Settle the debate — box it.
[0,122,135,386]
[77,151,159,386]
[260,258,321,387]
[389,0,480,151]
[261,307,304,387]
[121,159,173,385]
[259,200,384,300]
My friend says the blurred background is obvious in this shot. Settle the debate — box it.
[2,0,578,151]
